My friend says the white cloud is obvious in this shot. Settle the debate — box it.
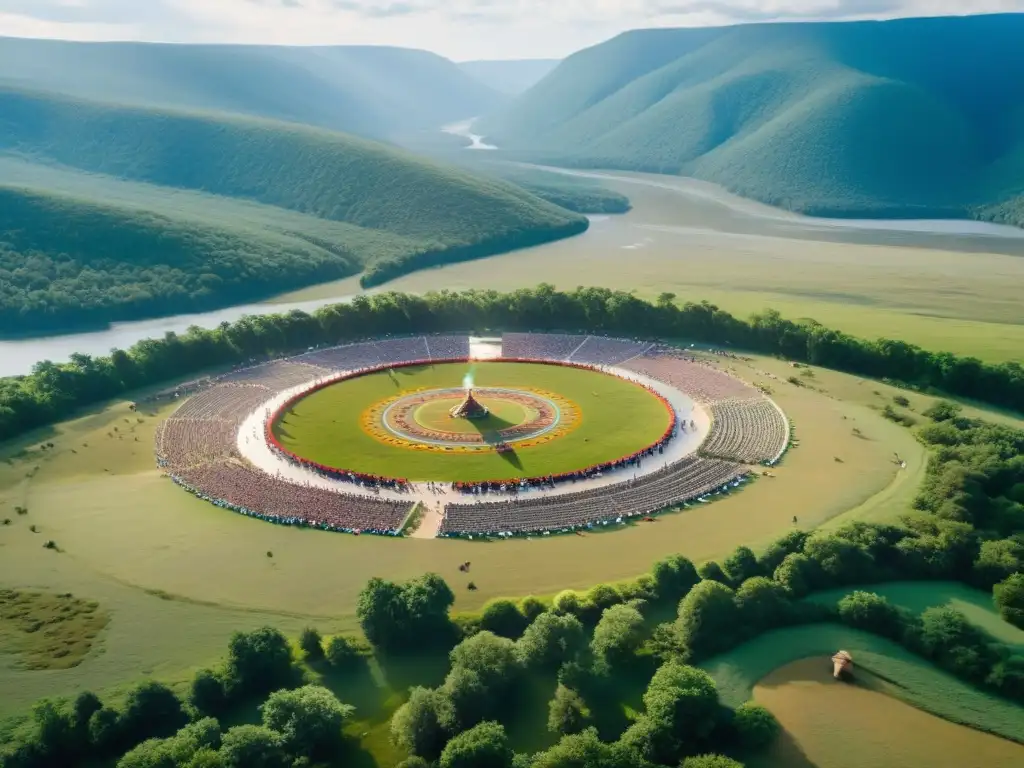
[0,0,1019,59]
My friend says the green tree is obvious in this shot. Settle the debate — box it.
[439,721,512,768]
[118,681,187,747]
[837,591,904,639]
[731,702,780,749]
[357,574,454,651]
[325,635,361,668]
[733,577,790,632]
[299,627,324,660]
[260,685,353,760]
[531,728,639,768]
[390,687,448,761]
[772,552,816,597]
[480,599,529,639]
[651,554,700,602]
[723,546,760,586]
[994,573,1024,629]
[697,561,729,584]
[516,612,586,669]
[975,540,1024,588]
[450,631,523,693]
[634,662,720,764]
[190,669,227,717]
[225,627,296,697]
[552,590,585,619]
[72,692,103,734]
[396,758,431,768]
[677,580,739,658]
[117,738,174,768]
[591,604,645,674]
[682,755,744,768]
[183,749,226,768]
[757,530,809,574]
[519,596,547,622]
[220,725,289,768]
[89,707,121,752]
[547,685,590,735]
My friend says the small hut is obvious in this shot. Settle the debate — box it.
[831,650,853,679]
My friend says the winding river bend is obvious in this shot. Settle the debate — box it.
[3,151,1023,376]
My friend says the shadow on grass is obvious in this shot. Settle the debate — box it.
[745,728,820,768]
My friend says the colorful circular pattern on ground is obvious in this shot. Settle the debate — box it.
[370,386,578,450]
[272,361,674,482]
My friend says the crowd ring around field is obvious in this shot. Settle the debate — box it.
[153,333,791,538]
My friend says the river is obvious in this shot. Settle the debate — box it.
[3,147,1023,376]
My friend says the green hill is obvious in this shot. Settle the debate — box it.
[478,14,1024,226]
[458,59,560,95]
[0,89,587,334]
[0,38,503,141]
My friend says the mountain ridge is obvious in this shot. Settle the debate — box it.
[478,14,1024,227]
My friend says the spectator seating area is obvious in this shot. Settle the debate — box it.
[440,456,746,536]
[621,347,758,403]
[173,461,411,535]
[568,336,653,366]
[156,335,473,534]
[701,398,790,465]
[501,332,587,361]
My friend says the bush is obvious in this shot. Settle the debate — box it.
[723,546,760,586]
[837,591,906,639]
[118,681,187,749]
[731,702,780,749]
[757,530,809,575]
[591,604,645,674]
[390,687,448,761]
[220,725,289,768]
[682,756,744,768]
[325,635,361,668]
[734,577,790,632]
[357,574,455,651]
[677,580,739,658]
[651,554,700,602]
[772,552,816,597]
[190,669,227,717]
[299,628,324,660]
[480,599,529,639]
[439,721,512,768]
[225,627,296,697]
[552,590,585,619]
[519,596,547,622]
[547,685,590,735]
[396,758,431,768]
[697,561,729,584]
[261,685,353,760]
[89,707,121,752]
[994,573,1024,629]
[974,540,1024,588]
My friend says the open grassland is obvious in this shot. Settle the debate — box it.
[748,658,1024,768]
[702,624,1024,743]
[809,582,1024,650]
[275,176,1024,363]
[0,590,109,671]
[275,362,671,481]
[0,353,1019,717]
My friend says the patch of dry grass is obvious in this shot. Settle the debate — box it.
[0,589,109,670]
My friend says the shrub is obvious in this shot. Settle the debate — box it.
[893,395,910,407]
[651,554,700,602]
[723,546,760,586]
[519,596,547,622]
[190,669,227,717]
[89,707,121,752]
[677,580,738,658]
[994,573,1024,629]
[299,627,324,660]
[697,561,729,584]
[261,685,354,760]
[552,590,585,619]
[118,681,187,748]
[547,685,590,735]
[731,702,780,749]
[325,635,361,668]
[757,530,809,575]
[439,721,512,768]
[585,584,622,615]
[837,591,905,639]
[682,756,744,768]
[591,604,645,674]
[225,627,296,697]
[220,725,289,768]
[396,758,431,768]
[480,599,529,639]
[734,577,791,632]
[390,687,447,761]
[357,574,455,651]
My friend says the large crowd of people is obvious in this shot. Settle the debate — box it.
[702,397,790,465]
[439,456,747,537]
[153,332,788,538]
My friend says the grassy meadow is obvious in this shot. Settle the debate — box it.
[275,362,671,481]
[274,174,1024,363]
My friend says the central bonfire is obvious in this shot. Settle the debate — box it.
[450,389,489,419]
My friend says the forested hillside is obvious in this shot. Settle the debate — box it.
[478,14,1024,226]
[0,90,587,334]
[0,38,501,141]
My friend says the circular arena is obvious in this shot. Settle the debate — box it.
[154,333,791,538]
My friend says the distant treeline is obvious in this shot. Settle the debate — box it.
[1,286,1021,443]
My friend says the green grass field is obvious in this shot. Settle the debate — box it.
[701,624,1024,743]
[274,362,671,481]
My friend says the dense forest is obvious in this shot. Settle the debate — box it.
[478,14,1024,226]
[1,286,1021,444]
[0,89,588,333]
[4,399,1022,767]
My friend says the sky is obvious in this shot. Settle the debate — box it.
[0,1,1021,60]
